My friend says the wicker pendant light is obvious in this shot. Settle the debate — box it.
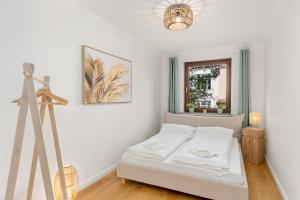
[163,3,193,31]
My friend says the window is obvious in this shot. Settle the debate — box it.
[184,58,231,113]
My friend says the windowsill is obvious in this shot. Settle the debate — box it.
[176,112,232,117]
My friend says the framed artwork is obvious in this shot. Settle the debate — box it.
[82,46,132,104]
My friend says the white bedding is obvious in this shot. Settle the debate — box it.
[127,132,187,160]
[122,138,244,185]
[171,135,232,171]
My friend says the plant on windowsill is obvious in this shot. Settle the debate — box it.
[216,103,226,114]
[186,103,196,113]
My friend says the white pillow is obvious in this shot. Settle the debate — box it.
[160,123,195,138]
[195,127,234,140]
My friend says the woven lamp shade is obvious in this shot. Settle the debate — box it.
[54,165,79,200]
[163,4,193,31]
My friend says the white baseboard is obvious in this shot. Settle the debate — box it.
[265,158,289,200]
[79,164,117,190]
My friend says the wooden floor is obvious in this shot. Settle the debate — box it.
[77,162,282,200]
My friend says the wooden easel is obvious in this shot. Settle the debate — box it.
[5,63,68,200]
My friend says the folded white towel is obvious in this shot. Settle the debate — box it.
[128,132,187,160]
[189,147,217,158]
[172,136,232,171]
[143,141,166,150]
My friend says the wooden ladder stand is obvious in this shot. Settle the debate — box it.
[5,63,68,200]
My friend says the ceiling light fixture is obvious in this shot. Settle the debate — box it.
[163,3,193,31]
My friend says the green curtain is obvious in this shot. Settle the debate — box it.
[240,49,251,127]
[168,57,177,113]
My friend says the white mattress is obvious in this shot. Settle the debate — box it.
[121,138,245,185]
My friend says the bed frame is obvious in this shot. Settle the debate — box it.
[117,113,248,200]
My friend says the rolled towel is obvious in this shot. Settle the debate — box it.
[189,147,217,158]
[143,141,166,150]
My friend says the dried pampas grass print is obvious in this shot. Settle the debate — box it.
[83,47,131,104]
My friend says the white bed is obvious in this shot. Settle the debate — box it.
[122,138,244,185]
[117,113,248,200]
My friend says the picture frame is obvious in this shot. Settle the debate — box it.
[82,46,132,104]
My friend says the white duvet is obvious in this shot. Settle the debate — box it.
[122,138,244,185]
[127,132,187,160]
[172,135,233,171]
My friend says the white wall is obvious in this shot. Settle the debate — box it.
[265,0,300,199]
[0,0,161,199]
[161,43,265,118]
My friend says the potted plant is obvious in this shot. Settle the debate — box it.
[216,103,226,113]
[186,103,196,113]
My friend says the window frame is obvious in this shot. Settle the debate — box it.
[184,58,232,113]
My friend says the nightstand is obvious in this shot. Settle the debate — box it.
[242,127,265,164]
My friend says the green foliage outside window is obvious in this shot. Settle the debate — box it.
[188,66,221,106]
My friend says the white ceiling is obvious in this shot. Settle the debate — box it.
[76,0,289,52]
